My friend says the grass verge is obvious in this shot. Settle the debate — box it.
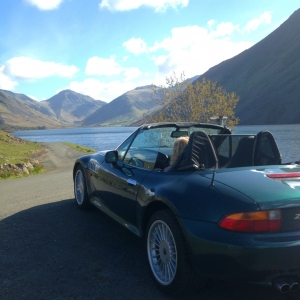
[0,130,46,180]
[0,131,96,180]
[62,142,96,153]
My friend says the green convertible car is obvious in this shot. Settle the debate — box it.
[73,122,300,295]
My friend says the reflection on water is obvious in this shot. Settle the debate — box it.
[13,124,300,163]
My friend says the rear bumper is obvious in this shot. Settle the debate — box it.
[180,218,300,285]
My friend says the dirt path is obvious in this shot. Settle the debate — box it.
[36,142,86,171]
[0,143,85,220]
[0,143,294,300]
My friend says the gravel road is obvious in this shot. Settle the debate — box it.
[0,143,296,300]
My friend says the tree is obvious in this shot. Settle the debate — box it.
[150,72,239,127]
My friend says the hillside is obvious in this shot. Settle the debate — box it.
[195,8,300,125]
[43,90,106,123]
[1,90,57,118]
[0,89,106,128]
[0,91,63,129]
[82,86,157,126]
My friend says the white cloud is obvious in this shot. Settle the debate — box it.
[75,14,264,101]
[85,56,143,82]
[85,56,124,76]
[24,0,64,10]
[212,22,240,37]
[207,19,215,28]
[66,78,138,102]
[65,17,257,102]
[123,38,148,55]
[148,24,253,79]
[244,12,272,32]
[150,26,208,52]
[99,0,188,12]
[0,66,18,90]
[124,67,143,81]
[3,57,78,80]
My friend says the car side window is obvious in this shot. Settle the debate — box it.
[123,129,163,170]
[116,132,136,161]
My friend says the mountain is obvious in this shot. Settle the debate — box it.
[0,90,63,129]
[195,8,300,125]
[0,89,106,129]
[188,75,200,83]
[43,90,106,123]
[1,89,57,118]
[2,9,300,128]
[82,86,157,126]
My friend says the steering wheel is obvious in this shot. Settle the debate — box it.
[128,157,144,168]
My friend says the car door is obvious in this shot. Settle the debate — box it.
[95,128,162,226]
[96,160,149,226]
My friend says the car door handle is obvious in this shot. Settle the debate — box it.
[127,179,137,186]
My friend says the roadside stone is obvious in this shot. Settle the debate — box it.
[24,162,34,170]
[0,157,44,179]
[15,164,29,175]
[0,163,31,176]
[30,159,40,166]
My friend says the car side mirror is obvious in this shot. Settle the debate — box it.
[105,150,118,164]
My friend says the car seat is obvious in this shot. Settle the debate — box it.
[171,131,218,171]
[254,131,282,165]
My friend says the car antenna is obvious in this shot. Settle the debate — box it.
[208,135,218,186]
[210,157,218,186]
[210,166,216,186]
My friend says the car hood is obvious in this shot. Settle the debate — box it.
[206,165,300,210]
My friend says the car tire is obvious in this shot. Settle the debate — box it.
[74,165,91,210]
[146,209,206,295]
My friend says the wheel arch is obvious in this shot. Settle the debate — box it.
[73,159,88,180]
[141,200,176,237]
[144,204,206,294]
[73,161,82,180]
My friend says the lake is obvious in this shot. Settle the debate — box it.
[13,124,300,163]
[13,127,137,151]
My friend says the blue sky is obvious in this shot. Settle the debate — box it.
[0,0,299,102]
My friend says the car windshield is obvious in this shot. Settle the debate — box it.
[116,124,227,171]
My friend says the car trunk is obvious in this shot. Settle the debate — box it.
[208,165,300,232]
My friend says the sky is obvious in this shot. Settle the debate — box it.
[0,0,299,102]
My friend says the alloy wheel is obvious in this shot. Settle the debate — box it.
[147,220,177,285]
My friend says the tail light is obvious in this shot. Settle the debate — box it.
[218,210,282,233]
[267,173,300,178]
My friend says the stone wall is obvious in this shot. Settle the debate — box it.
[0,159,40,176]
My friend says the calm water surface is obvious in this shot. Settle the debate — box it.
[233,124,300,163]
[13,127,137,151]
[13,124,300,163]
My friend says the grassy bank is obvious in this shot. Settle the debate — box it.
[0,130,45,179]
[0,131,97,180]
